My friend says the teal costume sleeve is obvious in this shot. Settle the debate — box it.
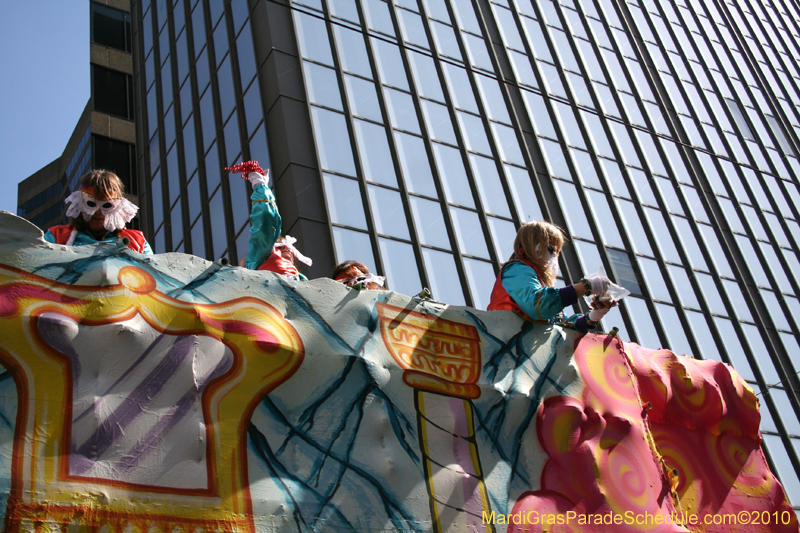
[142,240,154,255]
[501,262,583,324]
[43,231,56,244]
[244,183,281,270]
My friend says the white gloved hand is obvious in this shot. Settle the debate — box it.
[589,276,609,297]
[247,170,270,188]
[588,306,611,322]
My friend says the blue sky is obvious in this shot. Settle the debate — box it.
[0,1,89,215]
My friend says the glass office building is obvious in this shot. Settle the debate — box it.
[132,0,800,509]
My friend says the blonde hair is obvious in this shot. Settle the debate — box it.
[79,169,124,199]
[510,221,566,287]
[71,169,126,233]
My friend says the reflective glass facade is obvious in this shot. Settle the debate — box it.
[135,0,266,260]
[133,0,800,504]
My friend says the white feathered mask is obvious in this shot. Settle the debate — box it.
[64,187,139,232]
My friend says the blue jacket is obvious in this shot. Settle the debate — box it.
[490,260,593,332]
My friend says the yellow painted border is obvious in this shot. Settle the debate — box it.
[0,265,304,532]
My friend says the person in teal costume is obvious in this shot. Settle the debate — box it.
[488,220,616,332]
[227,161,310,280]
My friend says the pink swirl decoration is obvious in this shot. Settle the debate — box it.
[578,343,640,416]
[510,335,797,533]
[646,425,705,497]
[628,346,760,438]
[708,432,759,486]
[605,432,655,511]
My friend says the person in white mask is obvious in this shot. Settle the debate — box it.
[488,220,615,332]
[44,169,152,254]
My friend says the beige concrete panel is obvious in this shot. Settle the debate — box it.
[90,43,133,74]
[93,0,131,12]
[91,111,136,144]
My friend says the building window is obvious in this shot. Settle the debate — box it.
[92,135,137,195]
[92,65,134,120]
[607,249,643,296]
[91,2,131,53]
[30,202,65,230]
[17,176,67,218]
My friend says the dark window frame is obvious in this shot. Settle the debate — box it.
[91,2,132,53]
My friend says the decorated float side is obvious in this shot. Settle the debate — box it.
[0,211,796,532]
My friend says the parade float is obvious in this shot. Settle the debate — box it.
[0,212,795,532]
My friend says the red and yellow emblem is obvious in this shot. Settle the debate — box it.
[377,303,482,400]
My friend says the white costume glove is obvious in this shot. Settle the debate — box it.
[247,170,270,188]
[225,161,270,187]
[588,306,611,322]
[588,276,609,297]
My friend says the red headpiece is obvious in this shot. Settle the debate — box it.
[334,265,365,282]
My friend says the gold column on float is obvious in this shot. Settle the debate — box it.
[377,303,495,533]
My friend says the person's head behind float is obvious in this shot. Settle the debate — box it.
[511,220,566,287]
[70,170,128,238]
[274,236,298,263]
[332,260,384,290]
[237,237,301,269]
[272,235,313,271]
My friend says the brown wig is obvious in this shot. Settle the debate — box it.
[70,169,125,234]
[509,221,566,287]
[332,260,370,280]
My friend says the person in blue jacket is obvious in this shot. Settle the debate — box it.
[488,220,615,332]
[227,161,311,280]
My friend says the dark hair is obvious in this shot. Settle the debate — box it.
[70,169,126,234]
[331,260,370,280]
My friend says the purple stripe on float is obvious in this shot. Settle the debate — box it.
[111,348,234,478]
[73,331,167,425]
[73,335,196,465]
